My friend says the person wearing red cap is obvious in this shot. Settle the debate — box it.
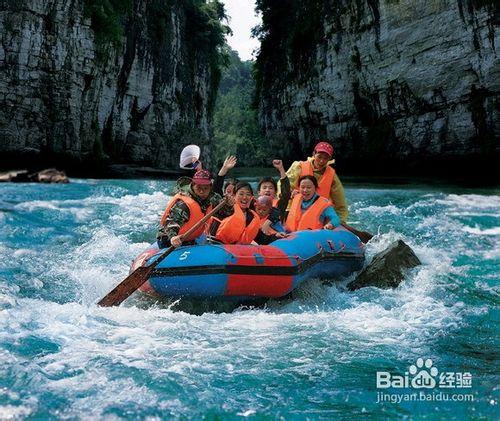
[279,141,348,223]
[157,169,233,248]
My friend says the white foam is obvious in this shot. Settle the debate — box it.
[462,226,500,236]
[58,228,150,303]
[13,190,170,226]
[15,200,60,211]
[238,409,257,417]
[436,194,500,210]
[475,282,500,297]
[14,200,94,222]
[12,249,33,258]
[354,204,402,216]
[483,248,500,260]
[416,215,464,235]
[0,405,33,419]
[0,294,17,309]
[448,212,500,218]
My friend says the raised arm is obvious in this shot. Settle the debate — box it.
[272,159,286,179]
[218,155,237,177]
[213,156,237,195]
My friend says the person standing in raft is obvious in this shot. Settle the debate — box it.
[285,175,340,232]
[212,182,261,245]
[157,169,233,248]
[280,141,348,223]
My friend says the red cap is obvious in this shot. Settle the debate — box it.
[192,169,212,185]
[314,141,334,157]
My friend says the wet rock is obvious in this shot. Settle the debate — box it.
[0,170,29,182]
[0,168,69,183]
[32,168,69,183]
[347,240,421,290]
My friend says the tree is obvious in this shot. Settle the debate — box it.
[213,49,268,166]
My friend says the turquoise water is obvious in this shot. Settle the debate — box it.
[0,178,498,419]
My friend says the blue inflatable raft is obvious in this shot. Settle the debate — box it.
[133,227,365,300]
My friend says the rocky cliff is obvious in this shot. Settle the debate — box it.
[255,0,499,177]
[0,0,227,172]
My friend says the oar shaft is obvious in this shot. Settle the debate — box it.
[175,198,228,244]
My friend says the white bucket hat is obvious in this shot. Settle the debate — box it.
[179,145,201,169]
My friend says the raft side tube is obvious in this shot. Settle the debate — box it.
[134,228,365,299]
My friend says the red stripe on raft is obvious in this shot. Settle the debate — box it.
[224,245,294,297]
[226,274,293,297]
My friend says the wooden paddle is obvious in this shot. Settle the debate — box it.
[341,223,374,244]
[97,197,229,307]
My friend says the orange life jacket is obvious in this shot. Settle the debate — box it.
[285,194,332,232]
[159,193,212,241]
[299,160,335,199]
[272,197,279,207]
[216,204,261,244]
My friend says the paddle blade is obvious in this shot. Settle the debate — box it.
[354,229,373,243]
[341,223,374,243]
[97,265,153,307]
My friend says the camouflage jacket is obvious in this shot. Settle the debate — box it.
[157,188,233,245]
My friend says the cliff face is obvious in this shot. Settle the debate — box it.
[255,0,499,176]
[0,0,225,170]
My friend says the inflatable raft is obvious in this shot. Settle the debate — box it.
[132,227,365,300]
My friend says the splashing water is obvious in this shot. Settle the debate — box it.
[0,179,498,418]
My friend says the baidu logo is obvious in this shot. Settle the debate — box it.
[376,358,472,390]
[377,358,439,389]
[375,358,474,404]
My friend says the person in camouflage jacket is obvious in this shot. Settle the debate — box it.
[157,169,234,248]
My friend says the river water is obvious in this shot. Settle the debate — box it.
[0,178,498,419]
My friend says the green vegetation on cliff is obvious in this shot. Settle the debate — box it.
[252,0,326,103]
[83,0,230,164]
[146,0,230,114]
[213,50,268,166]
[185,0,231,114]
[252,0,383,102]
[83,0,132,57]
[84,0,229,91]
